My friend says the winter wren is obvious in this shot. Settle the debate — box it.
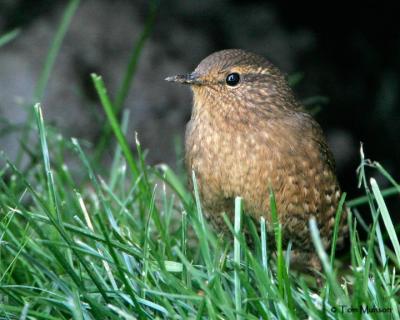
[166,49,347,270]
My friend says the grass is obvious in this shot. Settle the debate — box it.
[1,2,400,319]
[0,99,399,320]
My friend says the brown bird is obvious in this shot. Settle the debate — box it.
[166,49,347,272]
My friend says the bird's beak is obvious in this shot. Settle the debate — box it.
[165,72,202,85]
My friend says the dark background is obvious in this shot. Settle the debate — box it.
[0,0,399,207]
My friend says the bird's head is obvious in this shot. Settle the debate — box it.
[166,49,297,112]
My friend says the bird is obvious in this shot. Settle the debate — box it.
[166,49,347,272]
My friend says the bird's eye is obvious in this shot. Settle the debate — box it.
[225,73,240,86]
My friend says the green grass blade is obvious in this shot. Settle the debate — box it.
[330,192,346,267]
[34,0,80,100]
[347,186,399,208]
[370,178,400,266]
[114,0,158,110]
[91,74,141,183]
[260,217,268,273]
[94,0,158,158]
[34,104,60,221]
[234,197,242,320]
[309,218,348,306]
[0,28,20,47]
[158,164,192,207]
[96,215,147,318]
[191,171,212,277]
[269,189,283,294]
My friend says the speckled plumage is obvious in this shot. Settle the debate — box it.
[167,49,347,270]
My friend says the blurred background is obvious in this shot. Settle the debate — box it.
[0,0,399,204]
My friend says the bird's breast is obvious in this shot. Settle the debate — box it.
[185,106,344,250]
[185,111,272,211]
